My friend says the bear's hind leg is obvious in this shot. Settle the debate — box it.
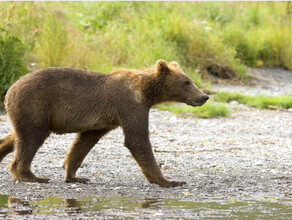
[0,133,15,162]
[9,130,50,183]
[63,129,109,183]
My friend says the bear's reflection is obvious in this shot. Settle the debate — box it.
[8,198,32,215]
[63,199,82,214]
[6,196,163,216]
[7,197,82,216]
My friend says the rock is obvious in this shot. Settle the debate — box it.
[230,100,239,105]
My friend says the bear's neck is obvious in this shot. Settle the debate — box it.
[141,74,166,108]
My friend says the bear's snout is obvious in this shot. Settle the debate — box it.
[186,94,209,107]
[201,95,209,103]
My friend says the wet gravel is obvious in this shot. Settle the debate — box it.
[0,68,292,203]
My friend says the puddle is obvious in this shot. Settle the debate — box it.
[0,195,292,219]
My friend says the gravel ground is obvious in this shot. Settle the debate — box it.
[0,68,292,203]
[0,106,291,202]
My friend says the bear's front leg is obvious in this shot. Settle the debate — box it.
[119,106,185,187]
[121,107,186,188]
[125,135,185,187]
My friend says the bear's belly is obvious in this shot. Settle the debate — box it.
[49,116,119,134]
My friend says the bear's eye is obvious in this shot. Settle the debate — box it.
[184,81,191,86]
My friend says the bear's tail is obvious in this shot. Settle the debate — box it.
[0,133,14,162]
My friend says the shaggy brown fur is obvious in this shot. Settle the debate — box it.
[0,60,208,187]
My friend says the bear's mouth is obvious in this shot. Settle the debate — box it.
[186,99,207,107]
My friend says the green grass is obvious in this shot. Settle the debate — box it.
[34,16,69,67]
[213,92,292,109]
[156,102,230,118]
[2,2,292,71]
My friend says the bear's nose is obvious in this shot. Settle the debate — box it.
[201,95,209,102]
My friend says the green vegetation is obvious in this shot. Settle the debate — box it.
[1,2,291,76]
[157,102,230,118]
[213,92,292,109]
[35,16,69,67]
[0,28,28,98]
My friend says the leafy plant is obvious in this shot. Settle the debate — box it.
[0,28,28,98]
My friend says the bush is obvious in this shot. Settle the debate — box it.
[0,28,28,98]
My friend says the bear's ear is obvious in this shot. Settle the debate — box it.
[156,60,169,75]
[169,61,179,69]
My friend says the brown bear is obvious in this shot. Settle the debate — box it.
[0,60,209,187]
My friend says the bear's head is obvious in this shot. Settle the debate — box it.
[156,60,209,107]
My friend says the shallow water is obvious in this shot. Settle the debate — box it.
[0,195,292,219]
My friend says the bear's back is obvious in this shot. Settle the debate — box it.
[6,68,107,103]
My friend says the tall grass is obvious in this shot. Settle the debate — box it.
[1,2,291,73]
[34,16,69,67]
[217,2,292,69]
[63,1,291,73]
[63,2,247,81]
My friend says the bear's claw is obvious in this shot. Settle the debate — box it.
[13,177,50,183]
[169,181,187,187]
[151,179,187,187]
[65,177,90,184]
